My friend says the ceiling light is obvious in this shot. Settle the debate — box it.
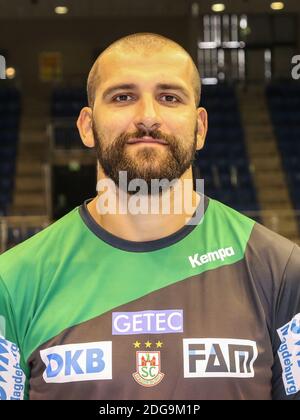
[212,3,225,12]
[55,6,68,15]
[6,67,16,79]
[270,2,284,10]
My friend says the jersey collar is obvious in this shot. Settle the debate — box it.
[79,194,209,252]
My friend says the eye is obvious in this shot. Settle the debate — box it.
[113,94,133,102]
[161,95,180,103]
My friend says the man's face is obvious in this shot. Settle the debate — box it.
[90,48,203,193]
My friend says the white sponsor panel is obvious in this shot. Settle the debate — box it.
[40,341,112,383]
[0,335,25,400]
[183,338,258,378]
[277,313,300,395]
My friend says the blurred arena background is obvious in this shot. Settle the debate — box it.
[0,0,300,252]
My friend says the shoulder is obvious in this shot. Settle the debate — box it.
[0,207,80,291]
[210,197,295,261]
[246,221,296,287]
[209,197,297,285]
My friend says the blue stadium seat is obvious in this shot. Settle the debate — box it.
[51,87,87,147]
[0,87,19,214]
[195,83,259,212]
[267,81,300,213]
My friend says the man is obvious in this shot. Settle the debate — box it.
[0,33,299,400]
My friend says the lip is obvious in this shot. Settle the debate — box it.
[127,136,168,145]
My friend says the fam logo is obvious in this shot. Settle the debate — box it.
[132,340,165,387]
[0,55,6,79]
[40,341,112,383]
[277,313,300,395]
[183,338,258,378]
[112,310,183,335]
[0,336,25,400]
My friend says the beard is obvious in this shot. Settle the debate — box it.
[93,122,198,195]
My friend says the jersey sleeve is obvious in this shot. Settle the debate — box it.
[0,275,28,400]
[272,244,300,400]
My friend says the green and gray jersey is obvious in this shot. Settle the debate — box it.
[0,196,300,400]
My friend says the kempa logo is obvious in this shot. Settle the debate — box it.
[0,55,6,79]
[183,338,258,378]
[40,341,112,383]
[188,247,235,268]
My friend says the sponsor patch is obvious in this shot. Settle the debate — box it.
[0,336,25,400]
[112,310,183,335]
[277,313,300,395]
[183,338,258,378]
[40,341,112,383]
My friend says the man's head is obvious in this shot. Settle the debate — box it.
[77,32,208,194]
[87,33,202,109]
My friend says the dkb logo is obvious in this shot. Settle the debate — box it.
[40,341,112,383]
[0,55,6,79]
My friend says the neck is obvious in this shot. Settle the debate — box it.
[87,168,201,242]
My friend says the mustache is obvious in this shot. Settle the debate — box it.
[118,128,174,145]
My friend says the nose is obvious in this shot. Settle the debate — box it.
[134,96,161,134]
[135,121,160,135]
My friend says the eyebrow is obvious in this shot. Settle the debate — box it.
[102,83,190,100]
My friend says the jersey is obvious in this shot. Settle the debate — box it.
[0,196,299,400]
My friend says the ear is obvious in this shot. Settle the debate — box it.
[76,107,95,148]
[196,107,208,151]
